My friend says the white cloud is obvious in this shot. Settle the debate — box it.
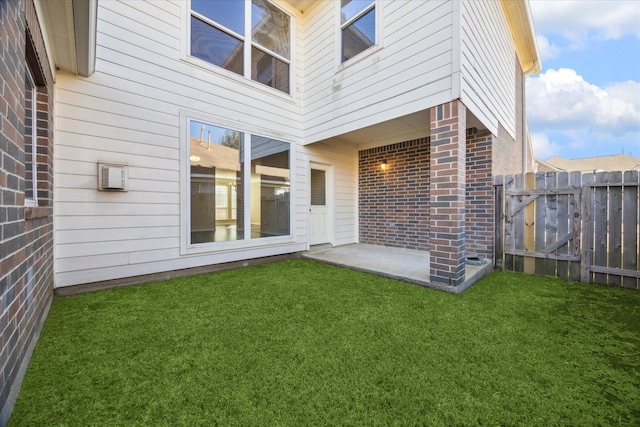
[536,35,561,61]
[530,0,640,44]
[531,133,562,159]
[526,68,640,135]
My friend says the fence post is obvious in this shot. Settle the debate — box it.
[494,175,504,269]
[622,170,639,289]
[523,173,535,274]
[580,173,595,283]
[569,171,582,281]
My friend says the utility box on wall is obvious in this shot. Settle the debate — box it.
[98,162,128,191]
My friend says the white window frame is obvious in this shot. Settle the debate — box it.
[24,67,38,207]
[186,0,293,95]
[179,111,295,256]
[339,0,378,64]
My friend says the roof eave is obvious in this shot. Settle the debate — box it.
[500,0,542,75]
[38,0,97,77]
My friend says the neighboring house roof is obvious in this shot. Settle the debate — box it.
[190,138,241,171]
[535,158,561,172]
[536,154,640,173]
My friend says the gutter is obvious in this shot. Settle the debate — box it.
[523,60,540,76]
[72,0,98,76]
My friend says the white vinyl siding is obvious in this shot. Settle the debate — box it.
[459,0,516,138]
[54,0,305,287]
[302,0,455,144]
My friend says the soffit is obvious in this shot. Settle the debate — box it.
[38,0,96,76]
[281,0,318,14]
[310,109,485,150]
[40,0,77,74]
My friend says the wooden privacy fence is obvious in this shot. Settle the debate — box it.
[494,171,640,289]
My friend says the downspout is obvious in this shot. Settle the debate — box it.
[72,0,98,77]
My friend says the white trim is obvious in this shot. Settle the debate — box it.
[243,130,252,240]
[308,162,335,247]
[185,0,294,96]
[33,0,57,81]
[341,2,375,28]
[451,0,461,100]
[179,109,295,256]
[336,0,381,67]
[180,110,190,255]
[72,0,98,76]
[191,10,246,41]
[24,68,38,207]
[243,0,252,80]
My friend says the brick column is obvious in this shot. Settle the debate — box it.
[429,100,466,286]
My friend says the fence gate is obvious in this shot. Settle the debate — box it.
[495,171,640,289]
[499,172,582,281]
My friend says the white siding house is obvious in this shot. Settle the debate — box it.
[0,0,543,417]
[48,0,540,289]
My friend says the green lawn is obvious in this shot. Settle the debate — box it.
[9,259,640,426]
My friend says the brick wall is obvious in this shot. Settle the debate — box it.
[429,101,466,286]
[492,123,522,176]
[465,130,493,259]
[358,119,496,281]
[0,0,54,422]
[358,137,431,251]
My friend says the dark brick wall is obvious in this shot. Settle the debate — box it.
[465,130,493,259]
[429,101,466,286]
[0,0,54,421]
[492,123,521,176]
[358,122,496,282]
[358,137,431,251]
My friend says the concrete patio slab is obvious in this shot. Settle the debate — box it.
[303,243,493,294]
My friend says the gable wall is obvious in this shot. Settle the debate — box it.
[459,0,517,139]
[302,0,455,144]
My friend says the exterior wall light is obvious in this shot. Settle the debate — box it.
[380,160,388,171]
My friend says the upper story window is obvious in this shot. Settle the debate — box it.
[190,0,291,93]
[340,0,376,62]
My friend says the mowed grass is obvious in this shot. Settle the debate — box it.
[9,259,640,426]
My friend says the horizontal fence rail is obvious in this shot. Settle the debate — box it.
[495,171,639,289]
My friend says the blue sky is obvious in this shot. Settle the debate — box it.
[526,0,640,160]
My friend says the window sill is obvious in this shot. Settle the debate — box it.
[181,55,297,103]
[183,235,296,257]
[336,44,383,73]
[25,206,52,220]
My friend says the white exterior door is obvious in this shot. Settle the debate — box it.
[309,165,330,245]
